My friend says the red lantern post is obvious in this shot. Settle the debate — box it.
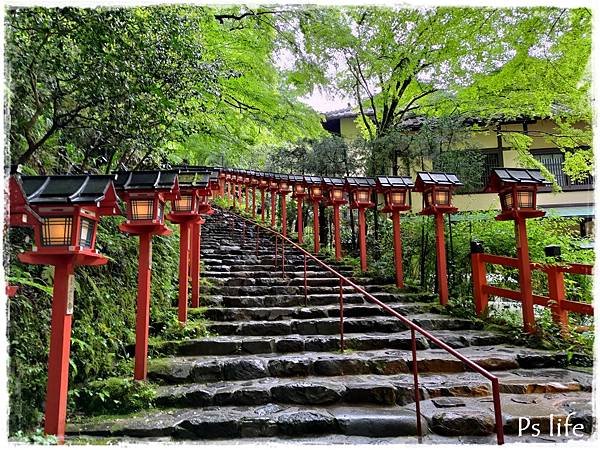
[304,176,324,254]
[290,175,307,243]
[115,171,179,381]
[345,177,376,272]
[415,172,463,305]
[243,171,250,211]
[323,177,348,261]
[376,176,414,288]
[166,170,210,324]
[278,175,292,237]
[249,172,259,219]
[15,174,121,441]
[268,174,279,228]
[484,168,549,333]
[258,173,269,222]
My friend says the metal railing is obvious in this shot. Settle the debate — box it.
[226,207,505,445]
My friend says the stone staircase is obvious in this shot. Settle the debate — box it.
[70,208,593,443]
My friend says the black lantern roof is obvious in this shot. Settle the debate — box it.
[484,168,550,192]
[115,170,179,191]
[288,174,305,183]
[322,177,346,188]
[177,170,211,188]
[375,176,414,191]
[414,172,463,191]
[345,177,376,189]
[21,175,119,205]
[303,175,323,185]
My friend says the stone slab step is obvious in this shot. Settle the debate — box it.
[199,302,433,322]
[201,292,432,308]
[413,391,593,437]
[147,345,568,384]
[68,391,593,440]
[205,314,481,336]
[153,369,591,409]
[204,284,432,298]
[151,330,508,357]
[68,403,419,439]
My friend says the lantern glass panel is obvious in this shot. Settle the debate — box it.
[198,195,208,205]
[280,182,288,191]
[311,186,322,197]
[434,189,449,205]
[333,188,344,201]
[501,191,514,209]
[295,184,305,194]
[425,191,433,207]
[42,217,73,246]
[390,191,405,206]
[130,199,154,220]
[517,190,534,208]
[79,218,95,248]
[173,195,193,212]
[356,190,370,203]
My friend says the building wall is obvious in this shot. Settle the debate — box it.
[333,115,592,213]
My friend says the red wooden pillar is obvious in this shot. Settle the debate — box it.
[471,252,489,315]
[44,260,75,440]
[281,193,287,237]
[252,187,256,218]
[391,210,404,288]
[245,186,249,210]
[270,191,277,228]
[358,207,367,272]
[547,267,568,333]
[313,200,320,253]
[333,204,342,261]
[434,212,449,305]
[178,222,191,324]
[297,197,304,244]
[134,233,152,381]
[232,182,237,208]
[515,217,535,333]
[260,189,266,222]
[190,221,202,308]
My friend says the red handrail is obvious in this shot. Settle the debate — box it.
[226,208,505,445]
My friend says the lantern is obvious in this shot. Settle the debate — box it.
[345,177,376,209]
[16,174,122,441]
[376,176,415,288]
[304,175,324,253]
[484,168,548,220]
[322,177,348,260]
[414,172,463,305]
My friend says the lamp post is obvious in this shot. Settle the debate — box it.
[243,171,251,211]
[290,175,307,243]
[225,171,232,202]
[345,177,376,272]
[166,170,207,324]
[193,174,215,309]
[278,175,292,237]
[258,173,269,222]
[484,168,549,333]
[323,177,348,261]
[268,174,279,228]
[15,174,121,441]
[376,176,414,288]
[249,172,259,218]
[304,175,324,253]
[414,172,463,305]
[115,170,179,381]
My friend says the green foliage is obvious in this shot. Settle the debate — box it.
[11,429,59,445]
[72,378,156,416]
[6,216,185,433]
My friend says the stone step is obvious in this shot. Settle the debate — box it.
[151,329,508,357]
[199,302,433,322]
[68,403,419,439]
[204,284,428,297]
[204,314,481,336]
[153,369,591,409]
[206,276,353,288]
[201,292,435,308]
[147,346,568,384]
[68,391,593,440]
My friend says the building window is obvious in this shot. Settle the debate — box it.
[481,151,502,187]
[533,151,594,189]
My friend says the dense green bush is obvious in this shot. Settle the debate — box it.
[72,378,157,416]
[7,216,182,433]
